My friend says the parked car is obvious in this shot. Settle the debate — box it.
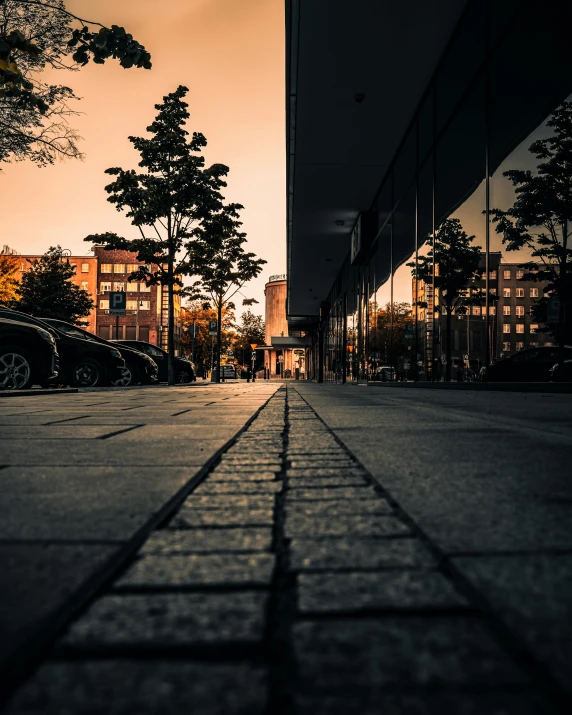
[115,340,196,383]
[374,365,396,381]
[0,318,60,390]
[41,319,158,387]
[549,359,572,382]
[479,346,572,382]
[219,364,237,379]
[0,308,125,387]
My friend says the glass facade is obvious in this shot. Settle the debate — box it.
[308,0,572,382]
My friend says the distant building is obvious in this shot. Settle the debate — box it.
[7,245,182,353]
[263,274,309,378]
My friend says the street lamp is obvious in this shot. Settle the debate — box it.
[250,343,257,380]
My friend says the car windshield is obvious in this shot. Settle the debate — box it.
[51,323,92,340]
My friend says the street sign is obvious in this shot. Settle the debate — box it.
[227,350,234,357]
[208,320,217,335]
[403,361,410,370]
[109,291,126,316]
[294,349,304,355]
[250,343,258,351]
[464,354,469,360]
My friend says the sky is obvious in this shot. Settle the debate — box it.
[1,0,286,316]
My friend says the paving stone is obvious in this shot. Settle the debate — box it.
[193,482,282,495]
[287,487,376,500]
[288,477,368,488]
[298,571,468,613]
[285,499,393,517]
[61,591,268,647]
[293,692,554,715]
[285,513,410,538]
[182,494,276,509]
[290,537,436,570]
[213,463,281,473]
[4,661,268,715]
[142,528,273,553]
[287,468,366,478]
[170,507,274,529]
[116,553,276,588]
[207,471,279,482]
[293,618,526,692]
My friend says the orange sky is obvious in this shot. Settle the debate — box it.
[1,0,285,316]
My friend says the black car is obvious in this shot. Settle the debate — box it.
[0,318,60,390]
[549,359,572,382]
[0,308,125,387]
[115,340,196,383]
[41,319,158,387]
[480,346,572,382]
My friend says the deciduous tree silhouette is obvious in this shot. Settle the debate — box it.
[490,101,572,367]
[408,218,480,381]
[0,252,20,304]
[0,0,151,166]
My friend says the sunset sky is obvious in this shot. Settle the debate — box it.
[1,0,285,315]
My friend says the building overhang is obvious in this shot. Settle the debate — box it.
[286,0,468,318]
[270,336,311,349]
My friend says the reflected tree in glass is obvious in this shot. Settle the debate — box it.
[408,218,480,381]
[490,101,572,366]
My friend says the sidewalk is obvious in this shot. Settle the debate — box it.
[1,383,571,713]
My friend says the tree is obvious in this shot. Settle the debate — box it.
[84,86,229,385]
[12,245,94,321]
[490,101,572,366]
[180,300,235,377]
[369,302,412,371]
[0,0,151,166]
[408,218,480,381]
[0,252,20,303]
[235,310,265,368]
[186,203,266,382]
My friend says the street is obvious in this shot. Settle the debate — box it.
[0,383,571,713]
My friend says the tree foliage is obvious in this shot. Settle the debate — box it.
[234,310,265,366]
[369,302,412,366]
[0,252,20,303]
[408,218,480,380]
[84,85,229,384]
[11,245,94,321]
[180,300,235,376]
[0,0,151,166]
[490,101,572,356]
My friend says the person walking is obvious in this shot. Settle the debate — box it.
[247,366,252,383]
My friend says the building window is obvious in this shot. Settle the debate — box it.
[100,282,111,293]
[126,300,138,311]
[516,269,524,279]
[81,263,89,273]
[516,288,524,298]
[127,282,139,292]
[503,323,511,334]
[516,305,525,317]
[139,282,151,292]
[503,269,511,280]
[489,306,496,315]
[502,341,511,352]
[516,342,524,351]
[516,324,525,334]
[127,263,139,273]
[101,264,112,273]
[472,306,480,315]
[503,305,511,315]
[545,341,554,347]
[113,264,125,273]
[503,288,511,298]
[489,270,497,280]
[490,288,497,295]
[99,300,109,310]
[113,282,125,292]
[139,300,150,310]
[530,287,539,298]
[530,324,539,333]
[529,341,539,347]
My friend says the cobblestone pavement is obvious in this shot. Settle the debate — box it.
[1,384,571,713]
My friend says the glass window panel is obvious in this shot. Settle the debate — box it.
[418,89,434,165]
[393,125,416,206]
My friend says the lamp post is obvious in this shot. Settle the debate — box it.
[250,343,257,381]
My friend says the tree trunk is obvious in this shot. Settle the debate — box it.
[167,253,175,386]
[445,307,452,382]
[558,220,568,369]
[212,299,222,383]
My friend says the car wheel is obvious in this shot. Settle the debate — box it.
[71,358,103,387]
[177,369,191,384]
[0,346,33,390]
[111,363,136,387]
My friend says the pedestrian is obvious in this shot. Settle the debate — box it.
[247,366,252,383]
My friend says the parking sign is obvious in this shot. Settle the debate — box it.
[109,291,126,316]
[208,320,218,335]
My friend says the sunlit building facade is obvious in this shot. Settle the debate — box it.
[286,0,571,382]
